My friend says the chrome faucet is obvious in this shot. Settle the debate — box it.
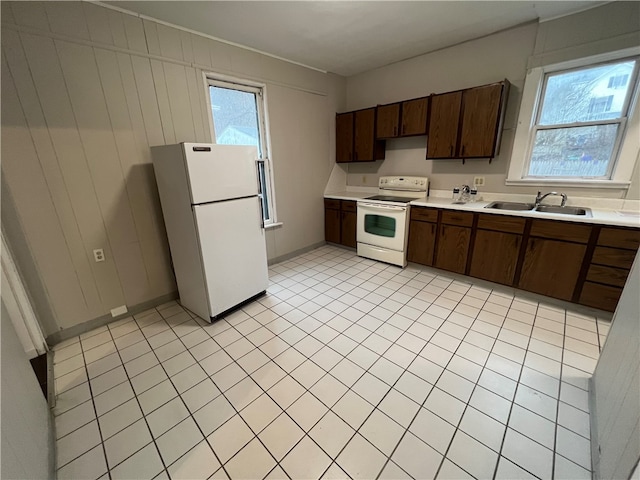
[535,191,567,207]
[459,185,471,203]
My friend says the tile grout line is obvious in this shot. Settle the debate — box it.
[101,316,172,479]
[428,286,499,480]
[491,300,543,480]
[551,309,568,479]
[56,337,112,479]
[366,283,490,478]
[131,309,237,480]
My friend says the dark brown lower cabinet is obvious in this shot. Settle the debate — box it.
[379,202,639,312]
[577,226,639,310]
[435,224,471,274]
[324,200,341,244]
[407,221,437,266]
[341,210,357,248]
[579,282,623,312]
[518,238,586,301]
[470,230,521,285]
[325,199,357,248]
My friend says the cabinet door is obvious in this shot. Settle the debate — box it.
[325,207,341,243]
[518,238,586,301]
[579,282,622,312]
[401,97,428,136]
[470,230,521,285]
[459,84,502,158]
[426,91,462,158]
[336,112,354,163]
[376,104,400,138]
[407,221,437,266]
[354,108,375,161]
[341,211,357,248]
[435,224,471,274]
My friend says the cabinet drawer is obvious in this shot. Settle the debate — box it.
[477,214,525,234]
[597,227,640,250]
[591,246,637,269]
[410,207,438,223]
[586,264,629,288]
[529,219,591,244]
[324,199,341,210]
[341,200,357,213]
[579,282,622,312]
[441,210,474,227]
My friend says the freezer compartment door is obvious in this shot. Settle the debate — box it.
[183,143,259,204]
[193,196,269,318]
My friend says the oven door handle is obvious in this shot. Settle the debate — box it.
[358,202,407,212]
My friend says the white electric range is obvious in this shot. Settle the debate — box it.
[357,176,429,267]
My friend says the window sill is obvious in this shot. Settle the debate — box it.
[264,222,283,230]
[505,179,631,189]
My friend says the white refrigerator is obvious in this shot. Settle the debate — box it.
[151,143,269,321]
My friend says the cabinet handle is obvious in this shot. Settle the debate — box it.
[402,124,406,135]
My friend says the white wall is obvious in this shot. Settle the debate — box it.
[343,2,640,200]
[591,250,640,479]
[0,1,346,335]
[1,300,52,479]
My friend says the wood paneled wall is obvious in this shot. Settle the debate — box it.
[1,1,342,334]
[591,252,640,479]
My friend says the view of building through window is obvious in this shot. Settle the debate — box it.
[528,59,637,178]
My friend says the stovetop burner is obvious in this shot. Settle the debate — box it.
[365,195,420,203]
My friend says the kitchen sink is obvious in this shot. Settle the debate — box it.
[535,205,592,216]
[484,201,592,217]
[485,201,535,211]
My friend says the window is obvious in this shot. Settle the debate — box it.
[205,76,277,225]
[508,49,640,187]
[608,74,629,89]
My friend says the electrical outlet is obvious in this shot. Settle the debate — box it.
[93,248,105,262]
[473,176,485,187]
[362,175,367,184]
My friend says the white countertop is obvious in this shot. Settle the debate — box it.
[325,190,640,228]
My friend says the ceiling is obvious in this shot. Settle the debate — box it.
[106,1,605,76]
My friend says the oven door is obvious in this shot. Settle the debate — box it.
[357,202,408,251]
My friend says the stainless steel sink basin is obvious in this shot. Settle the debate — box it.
[535,205,592,216]
[485,201,535,211]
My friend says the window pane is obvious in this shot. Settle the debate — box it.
[539,60,635,125]
[529,124,618,177]
[209,86,262,157]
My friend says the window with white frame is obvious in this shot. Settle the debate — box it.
[508,51,640,187]
[206,77,277,225]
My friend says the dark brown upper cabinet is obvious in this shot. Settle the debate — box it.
[426,91,462,158]
[336,108,385,163]
[400,97,429,136]
[376,103,401,139]
[336,112,354,163]
[375,98,429,139]
[459,83,504,158]
[426,81,509,160]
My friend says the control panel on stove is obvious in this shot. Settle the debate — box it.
[379,176,429,192]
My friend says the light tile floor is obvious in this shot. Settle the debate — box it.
[52,245,610,480]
